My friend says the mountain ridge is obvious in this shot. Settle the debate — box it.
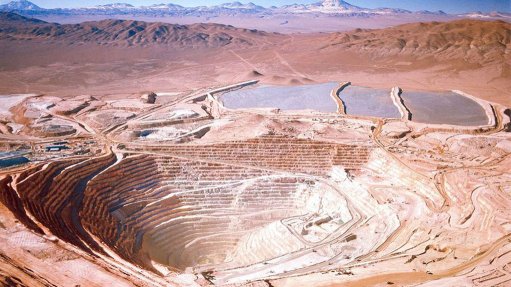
[1,10,509,67]
[0,11,274,47]
[1,0,508,18]
[1,0,41,10]
[321,19,511,65]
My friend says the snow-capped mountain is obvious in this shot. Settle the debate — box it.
[416,10,447,15]
[217,2,264,10]
[0,0,410,15]
[279,0,364,14]
[0,0,266,15]
[309,0,363,12]
[279,1,413,15]
[142,3,185,10]
[94,3,135,9]
[195,2,266,14]
[1,0,41,11]
[0,0,508,20]
[462,11,511,19]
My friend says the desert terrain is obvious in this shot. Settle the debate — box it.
[0,1,511,286]
[0,12,509,106]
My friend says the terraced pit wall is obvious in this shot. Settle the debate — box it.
[0,136,374,273]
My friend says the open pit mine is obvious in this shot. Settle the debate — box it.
[1,78,511,287]
[0,4,511,287]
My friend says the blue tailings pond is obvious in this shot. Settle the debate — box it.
[220,82,338,113]
[0,151,30,168]
[337,86,400,118]
[220,83,489,126]
[401,91,488,126]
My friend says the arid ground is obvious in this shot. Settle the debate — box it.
[0,13,510,106]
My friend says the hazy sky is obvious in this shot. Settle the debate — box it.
[2,0,510,13]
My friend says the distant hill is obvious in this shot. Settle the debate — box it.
[322,19,511,64]
[1,11,508,66]
[0,12,275,47]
